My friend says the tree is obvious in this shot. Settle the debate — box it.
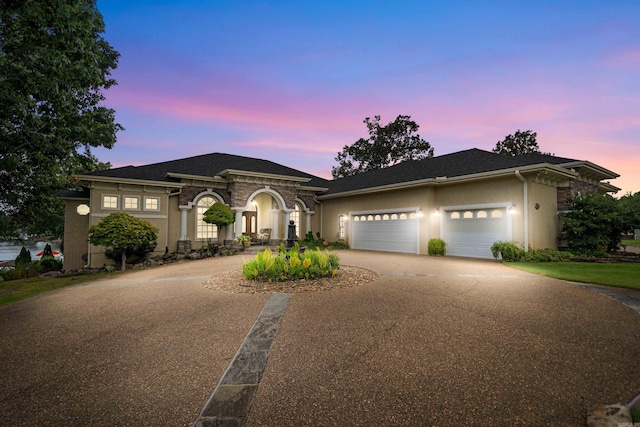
[88,213,158,272]
[559,192,624,255]
[619,191,640,234]
[492,130,553,156]
[332,115,433,178]
[0,0,122,235]
[203,203,235,241]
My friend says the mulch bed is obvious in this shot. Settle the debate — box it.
[204,265,378,294]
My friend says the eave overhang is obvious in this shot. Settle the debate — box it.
[218,169,312,183]
[75,174,184,188]
[166,172,228,184]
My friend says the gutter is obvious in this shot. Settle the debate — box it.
[515,171,529,250]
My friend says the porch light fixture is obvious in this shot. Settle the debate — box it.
[508,204,517,215]
[416,211,424,218]
[432,209,440,217]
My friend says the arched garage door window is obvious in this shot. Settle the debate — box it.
[196,196,218,240]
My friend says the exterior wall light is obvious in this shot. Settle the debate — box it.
[432,209,440,217]
[508,204,517,215]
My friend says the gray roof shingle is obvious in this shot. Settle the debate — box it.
[85,152,331,188]
[322,149,578,195]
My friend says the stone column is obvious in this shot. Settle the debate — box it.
[225,223,233,242]
[234,209,244,238]
[305,213,311,237]
[271,210,280,240]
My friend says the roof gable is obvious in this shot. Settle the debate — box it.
[322,148,583,195]
[84,152,330,188]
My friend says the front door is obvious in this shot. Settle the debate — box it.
[242,211,257,238]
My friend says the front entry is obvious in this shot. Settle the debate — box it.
[242,211,257,238]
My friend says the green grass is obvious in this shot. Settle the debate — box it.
[621,239,640,246]
[0,272,113,307]
[506,262,640,290]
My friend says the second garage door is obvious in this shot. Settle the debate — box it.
[351,212,419,254]
[445,208,508,258]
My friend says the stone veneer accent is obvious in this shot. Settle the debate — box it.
[557,179,598,211]
[179,185,230,206]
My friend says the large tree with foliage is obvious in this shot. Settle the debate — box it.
[493,130,552,156]
[332,115,433,179]
[619,191,640,234]
[88,213,158,272]
[559,192,625,255]
[0,0,122,236]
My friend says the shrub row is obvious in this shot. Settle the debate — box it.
[242,243,339,281]
[300,231,349,250]
[490,241,573,262]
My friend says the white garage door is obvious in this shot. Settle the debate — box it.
[351,212,418,253]
[445,208,508,258]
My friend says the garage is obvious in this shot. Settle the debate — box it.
[351,210,419,253]
[445,208,509,258]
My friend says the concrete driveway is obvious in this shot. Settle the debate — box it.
[1,251,639,426]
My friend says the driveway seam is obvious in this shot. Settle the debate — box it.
[193,293,291,427]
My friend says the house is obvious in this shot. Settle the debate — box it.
[60,148,619,270]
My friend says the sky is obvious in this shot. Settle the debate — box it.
[94,0,640,195]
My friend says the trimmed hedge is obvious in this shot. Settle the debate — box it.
[491,241,573,262]
[428,238,446,256]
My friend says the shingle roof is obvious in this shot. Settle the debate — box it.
[84,152,331,188]
[322,148,578,195]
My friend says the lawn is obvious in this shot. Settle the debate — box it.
[0,272,113,307]
[506,262,640,290]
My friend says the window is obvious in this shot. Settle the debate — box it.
[450,212,460,219]
[144,197,160,211]
[477,210,487,218]
[196,196,218,239]
[123,196,139,210]
[491,210,503,218]
[291,204,301,236]
[463,211,473,219]
[102,195,118,210]
[338,215,346,240]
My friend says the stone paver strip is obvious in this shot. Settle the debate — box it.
[194,293,291,427]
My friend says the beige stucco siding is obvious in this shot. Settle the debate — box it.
[84,182,173,268]
[527,181,560,249]
[62,200,90,271]
[319,175,564,255]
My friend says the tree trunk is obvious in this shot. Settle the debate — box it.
[121,251,126,272]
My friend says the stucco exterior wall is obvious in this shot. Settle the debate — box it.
[62,199,90,271]
[528,181,560,249]
[319,175,569,254]
[84,182,173,268]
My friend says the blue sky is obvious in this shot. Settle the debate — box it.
[94,1,640,194]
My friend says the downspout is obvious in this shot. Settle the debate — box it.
[515,171,529,250]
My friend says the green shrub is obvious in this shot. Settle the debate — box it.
[37,256,63,272]
[428,238,446,256]
[491,241,525,261]
[242,243,340,281]
[522,248,574,262]
[14,246,32,268]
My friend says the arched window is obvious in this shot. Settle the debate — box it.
[291,203,301,237]
[477,210,487,218]
[196,196,218,239]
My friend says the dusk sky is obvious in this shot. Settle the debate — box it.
[94,1,639,195]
